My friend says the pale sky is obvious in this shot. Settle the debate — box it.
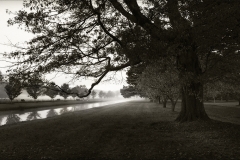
[0,0,127,91]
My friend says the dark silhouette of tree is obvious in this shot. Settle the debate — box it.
[120,86,138,98]
[5,76,22,101]
[91,90,97,99]
[98,91,106,99]
[25,73,44,100]
[27,111,41,121]
[44,83,59,100]
[71,86,78,99]
[6,114,21,125]
[59,83,70,100]
[7,0,240,122]
[71,85,88,99]
[46,109,58,118]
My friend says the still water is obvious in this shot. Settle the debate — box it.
[0,100,129,126]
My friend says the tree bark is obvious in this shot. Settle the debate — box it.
[176,82,210,122]
[176,48,210,122]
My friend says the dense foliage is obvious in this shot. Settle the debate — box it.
[25,73,44,99]
[59,83,70,99]
[44,83,59,99]
[4,77,22,101]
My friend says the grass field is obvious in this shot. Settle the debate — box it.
[0,100,239,159]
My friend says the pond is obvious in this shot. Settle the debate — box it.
[0,99,129,126]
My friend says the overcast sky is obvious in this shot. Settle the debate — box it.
[0,0,126,91]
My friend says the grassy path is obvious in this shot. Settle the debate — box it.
[0,100,239,159]
[205,102,240,125]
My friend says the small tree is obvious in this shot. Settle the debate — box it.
[78,85,88,99]
[91,90,97,99]
[25,74,43,100]
[44,83,59,100]
[71,86,78,99]
[5,76,22,101]
[59,83,70,100]
[106,91,115,98]
[98,91,106,99]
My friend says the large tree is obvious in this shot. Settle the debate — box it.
[7,0,240,122]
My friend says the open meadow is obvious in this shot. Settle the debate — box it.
[0,100,239,159]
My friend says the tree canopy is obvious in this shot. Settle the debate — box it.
[59,83,70,99]
[44,83,59,100]
[25,73,44,99]
[4,76,22,101]
[6,0,240,121]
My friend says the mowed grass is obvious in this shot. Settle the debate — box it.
[0,100,239,159]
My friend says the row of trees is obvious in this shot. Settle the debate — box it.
[120,58,181,112]
[121,62,240,111]
[1,72,119,101]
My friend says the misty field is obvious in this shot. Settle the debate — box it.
[0,100,239,159]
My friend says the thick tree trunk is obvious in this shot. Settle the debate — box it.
[176,46,210,122]
[176,82,210,122]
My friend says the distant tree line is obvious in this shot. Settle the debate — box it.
[0,71,120,101]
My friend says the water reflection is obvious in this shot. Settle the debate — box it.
[0,115,4,125]
[60,107,69,115]
[0,99,129,126]
[6,114,21,125]
[27,111,41,121]
[46,109,58,118]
